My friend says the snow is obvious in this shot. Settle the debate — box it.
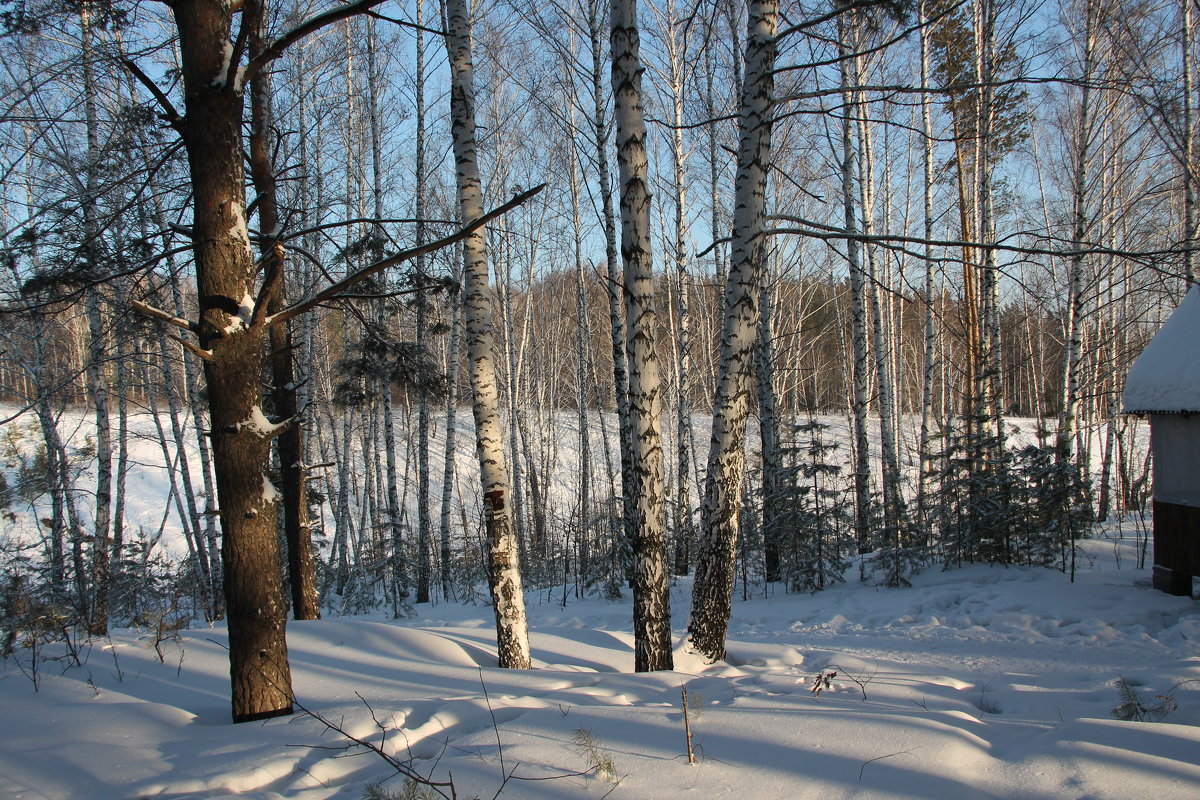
[241,404,281,437]
[232,217,253,254]
[0,406,1187,798]
[219,289,254,335]
[212,40,234,89]
[262,475,280,505]
[232,65,249,95]
[1,404,1138,562]
[1123,286,1200,413]
[3,538,1199,799]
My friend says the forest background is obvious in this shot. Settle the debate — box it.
[0,0,1192,718]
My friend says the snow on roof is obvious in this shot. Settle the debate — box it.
[1124,285,1200,414]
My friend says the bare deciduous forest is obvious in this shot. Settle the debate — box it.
[0,0,1192,720]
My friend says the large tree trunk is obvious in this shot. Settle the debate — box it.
[611,0,673,673]
[688,0,778,663]
[173,0,292,723]
[445,0,531,669]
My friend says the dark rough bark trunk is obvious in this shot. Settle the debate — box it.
[174,0,292,723]
[247,10,320,623]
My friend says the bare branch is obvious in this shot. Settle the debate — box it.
[364,9,446,36]
[767,214,1189,273]
[776,0,903,40]
[241,0,388,88]
[268,184,546,327]
[283,216,458,242]
[169,333,213,362]
[696,236,734,259]
[120,58,183,128]
[130,298,198,332]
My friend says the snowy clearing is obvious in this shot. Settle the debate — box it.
[2,537,1198,800]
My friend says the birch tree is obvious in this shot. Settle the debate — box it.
[837,8,875,556]
[445,0,532,669]
[1056,0,1103,467]
[1182,0,1196,287]
[916,0,939,526]
[413,0,433,605]
[79,1,114,635]
[688,0,778,663]
[586,0,637,568]
[649,0,697,579]
[611,0,672,672]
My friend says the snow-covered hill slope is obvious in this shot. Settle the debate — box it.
[2,537,1197,799]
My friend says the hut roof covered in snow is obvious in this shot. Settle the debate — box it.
[1123,285,1200,415]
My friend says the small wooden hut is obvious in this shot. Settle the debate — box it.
[1123,286,1200,596]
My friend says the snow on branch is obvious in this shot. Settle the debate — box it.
[233,405,299,439]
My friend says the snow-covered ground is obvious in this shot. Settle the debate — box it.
[2,535,1198,799]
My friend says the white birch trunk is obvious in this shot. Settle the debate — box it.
[757,260,781,583]
[439,254,464,603]
[839,12,874,554]
[1184,0,1196,287]
[916,0,938,525]
[855,73,907,554]
[611,0,673,672]
[80,2,112,634]
[1057,0,1100,465]
[568,128,593,588]
[413,0,434,605]
[688,0,777,663]
[587,6,635,567]
[974,0,1003,438]
[663,0,695,577]
[445,0,531,669]
[169,267,222,617]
